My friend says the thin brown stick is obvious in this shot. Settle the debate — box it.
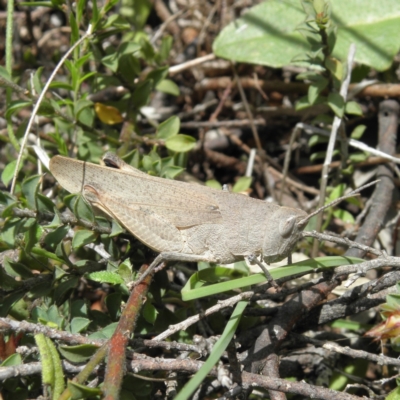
[103,264,153,400]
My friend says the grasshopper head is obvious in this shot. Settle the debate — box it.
[262,207,308,263]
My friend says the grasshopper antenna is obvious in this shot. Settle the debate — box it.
[297,180,380,227]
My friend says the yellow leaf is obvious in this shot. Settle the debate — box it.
[94,102,123,125]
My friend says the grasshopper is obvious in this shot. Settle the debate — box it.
[49,153,373,285]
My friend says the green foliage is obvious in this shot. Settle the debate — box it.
[213,0,400,71]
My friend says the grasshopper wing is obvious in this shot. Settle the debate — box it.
[50,156,223,228]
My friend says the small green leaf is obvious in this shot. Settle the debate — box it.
[36,193,56,214]
[345,101,363,116]
[307,76,328,104]
[330,319,366,331]
[0,353,22,367]
[74,195,95,223]
[156,79,180,96]
[385,386,400,400]
[325,56,343,81]
[22,175,41,210]
[232,177,252,193]
[349,152,368,163]
[118,259,133,283]
[24,221,43,253]
[142,301,158,325]
[54,277,80,305]
[105,292,122,320]
[101,53,119,72]
[205,180,222,190]
[70,317,91,334]
[74,99,93,120]
[157,116,180,139]
[175,301,248,400]
[43,224,68,251]
[295,95,311,111]
[132,80,152,109]
[165,134,196,152]
[87,270,124,285]
[68,381,103,400]
[58,344,98,363]
[72,230,97,249]
[2,160,20,187]
[350,125,366,140]
[5,100,32,119]
[333,208,354,223]
[88,322,118,339]
[308,134,328,148]
[0,65,11,80]
[110,220,124,237]
[327,92,345,118]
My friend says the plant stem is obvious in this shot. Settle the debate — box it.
[5,0,19,151]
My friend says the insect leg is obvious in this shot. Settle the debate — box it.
[131,252,219,287]
[247,255,278,289]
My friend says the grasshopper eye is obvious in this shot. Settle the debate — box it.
[279,216,296,238]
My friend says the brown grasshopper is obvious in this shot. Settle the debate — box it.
[49,153,374,285]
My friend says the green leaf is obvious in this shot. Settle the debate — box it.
[325,56,343,81]
[349,152,368,163]
[2,160,20,187]
[74,99,93,120]
[69,13,79,44]
[156,79,180,96]
[70,317,91,334]
[330,319,367,331]
[345,100,363,116]
[132,80,152,109]
[385,386,400,400]
[24,221,43,253]
[105,292,122,320]
[0,292,25,317]
[36,193,56,214]
[333,208,354,223]
[87,270,124,285]
[0,65,11,80]
[205,180,222,190]
[350,124,366,140]
[182,256,364,301]
[58,344,98,363]
[72,230,97,249]
[73,195,95,223]
[328,92,345,117]
[32,67,44,94]
[0,353,22,367]
[165,134,196,152]
[88,322,118,339]
[54,277,80,305]
[110,219,124,237]
[118,260,133,284]
[101,53,119,72]
[157,116,180,139]
[158,35,173,62]
[5,100,32,119]
[175,301,248,400]
[142,301,158,325]
[213,0,400,71]
[68,381,102,400]
[295,95,311,111]
[307,76,328,104]
[232,177,252,193]
[22,175,41,210]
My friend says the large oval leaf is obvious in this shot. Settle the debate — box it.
[213,0,400,71]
